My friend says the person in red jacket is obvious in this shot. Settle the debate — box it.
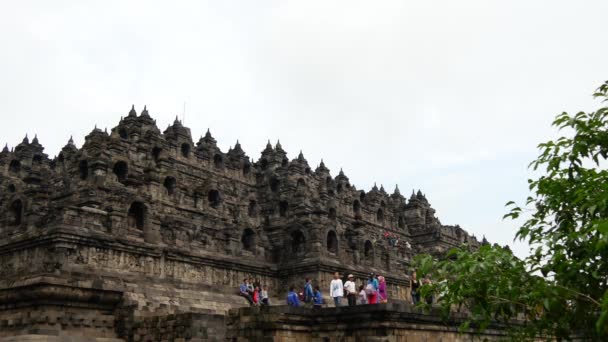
[253,286,260,305]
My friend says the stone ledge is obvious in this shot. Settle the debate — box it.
[0,283,123,311]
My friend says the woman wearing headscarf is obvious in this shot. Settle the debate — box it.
[377,275,387,303]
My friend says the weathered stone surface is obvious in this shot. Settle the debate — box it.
[0,107,482,340]
[227,304,506,341]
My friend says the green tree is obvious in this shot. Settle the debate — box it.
[414,81,608,341]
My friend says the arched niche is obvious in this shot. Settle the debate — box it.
[118,128,128,140]
[291,230,306,255]
[127,202,146,230]
[213,154,223,168]
[181,143,191,158]
[398,215,405,229]
[208,190,221,208]
[10,199,23,226]
[9,160,20,174]
[163,176,177,195]
[152,147,162,162]
[248,200,257,218]
[377,208,384,222]
[270,177,280,192]
[243,163,251,176]
[353,200,361,216]
[364,240,373,258]
[79,160,88,180]
[327,230,338,254]
[113,161,128,182]
[279,201,289,217]
[328,207,337,220]
[241,228,256,252]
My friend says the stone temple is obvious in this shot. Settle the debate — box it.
[0,106,486,341]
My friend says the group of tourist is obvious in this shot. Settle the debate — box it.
[287,272,388,308]
[238,278,270,306]
[239,270,432,308]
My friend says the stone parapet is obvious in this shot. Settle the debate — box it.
[227,303,508,341]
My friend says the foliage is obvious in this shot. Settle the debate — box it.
[413,81,608,341]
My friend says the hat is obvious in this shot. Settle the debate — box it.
[348,274,354,278]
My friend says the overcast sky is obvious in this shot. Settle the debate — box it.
[1,1,607,257]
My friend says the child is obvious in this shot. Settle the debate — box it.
[313,286,324,307]
[261,286,269,306]
[253,286,260,305]
[358,285,368,305]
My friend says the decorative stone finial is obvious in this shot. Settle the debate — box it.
[68,135,74,145]
[141,105,150,118]
[32,134,39,144]
[128,105,137,117]
[2,143,8,153]
[22,134,29,144]
[234,140,243,153]
[316,159,329,173]
[394,185,401,195]
[263,140,273,153]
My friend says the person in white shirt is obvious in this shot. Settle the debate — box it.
[343,274,357,306]
[329,272,344,307]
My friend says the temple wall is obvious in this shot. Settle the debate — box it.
[0,108,486,340]
[226,304,508,342]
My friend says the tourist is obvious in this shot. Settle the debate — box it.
[378,275,387,303]
[261,286,269,306]
[358,285,368,305]
[239,278,253,305]
[313,286,324,307]
[423,274,433,305]
[253,286,260,305]
[247,278,254,296]
[304,278,314,304]
[366,273,379,304]
[343,274,357,306]
[411,270,421,305]
[287,286,300,307]
[329,272,344,307]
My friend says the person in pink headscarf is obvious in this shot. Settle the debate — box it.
[378,275,387,303]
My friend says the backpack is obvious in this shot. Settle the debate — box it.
[365,283,376,295]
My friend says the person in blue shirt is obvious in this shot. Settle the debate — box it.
[366,273,379,304]
[239,278,253,305]
[287,286,300,307]
[313,286,324,307]
[304,278,314,303]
